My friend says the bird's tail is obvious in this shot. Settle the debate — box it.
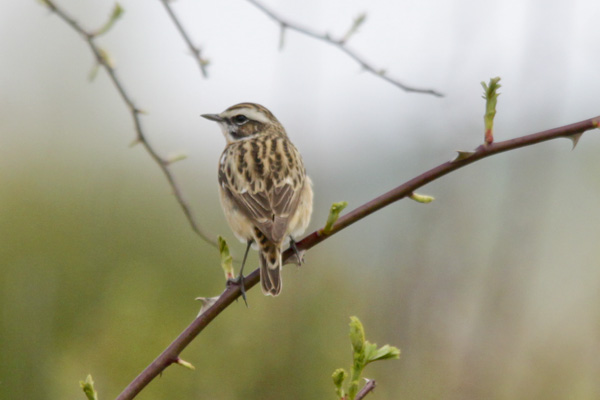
[258,243,282,296]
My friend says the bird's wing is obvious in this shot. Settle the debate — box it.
[219,140,305,244]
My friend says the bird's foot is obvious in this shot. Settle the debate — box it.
[226,274,248,307]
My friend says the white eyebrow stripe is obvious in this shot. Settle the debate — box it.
[221,107,272,125]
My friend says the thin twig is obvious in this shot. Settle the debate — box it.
[159,0,209,77]
[246,0,443,97]
[43,0,217,248]
[355,379,376,400]
[115,116,600,400]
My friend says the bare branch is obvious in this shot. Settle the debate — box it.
[159,0,210,77]
[355,379,376,400]
[43,0,217,248]
[246,0,443,97]
[115,116,600,399]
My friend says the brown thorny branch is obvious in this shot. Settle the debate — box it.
[42,2,600,400]
[113,116,599,400]
[43,0,217,248]
[245,0,444,97]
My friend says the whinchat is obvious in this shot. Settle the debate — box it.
[202,103,313,296]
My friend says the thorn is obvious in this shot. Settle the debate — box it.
[568,133,583,150]
[195,296,219,317]
[282,248,306,266]
[452,150,475,162]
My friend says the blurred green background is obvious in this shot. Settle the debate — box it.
[3,0,600,399]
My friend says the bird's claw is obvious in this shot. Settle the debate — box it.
[226,275,248,307]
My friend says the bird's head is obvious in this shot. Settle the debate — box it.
[202,103,286,143]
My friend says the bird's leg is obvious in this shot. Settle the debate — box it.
[227,239,253,306]
[289,236,303,265]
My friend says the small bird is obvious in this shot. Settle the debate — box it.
[202,103,313,296]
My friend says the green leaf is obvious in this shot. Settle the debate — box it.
[323,201,348,234]
[366,344,401,363]
[332,368,347,398]
[94,3,124,37]
[79,375,98,400]
[481,77,501,144]
[217,236,234,280]
[349,316,365,354]
[334,317,401,399]
[362,341,378,363]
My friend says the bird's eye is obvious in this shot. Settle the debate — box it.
[232,115,249,125]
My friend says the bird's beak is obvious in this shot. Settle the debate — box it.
[201,113,224,122]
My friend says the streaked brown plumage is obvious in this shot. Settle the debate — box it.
[202,103,313,296]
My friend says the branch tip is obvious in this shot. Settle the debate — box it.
[160,0,209,77]
[93,3,124,37]
[340,12,367,44]
[80,375,98,400]
[246,0,441,96]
